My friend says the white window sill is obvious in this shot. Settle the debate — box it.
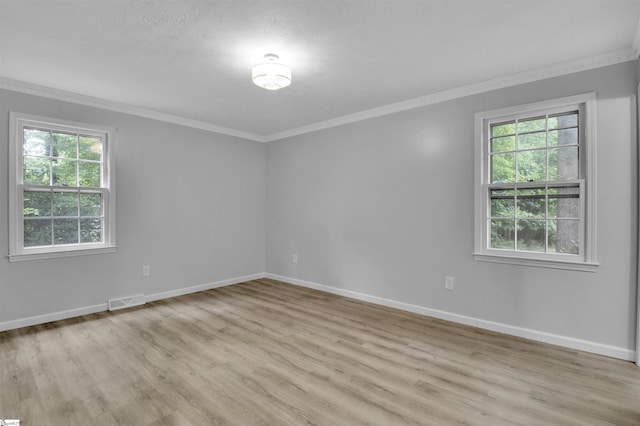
[473,252,598,272]
[8,246,117,262]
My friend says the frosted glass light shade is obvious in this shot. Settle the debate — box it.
[252,54,292,90]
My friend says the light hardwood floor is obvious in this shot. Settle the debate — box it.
[1,278,639,425]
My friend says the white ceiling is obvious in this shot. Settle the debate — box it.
[1,1,640,141]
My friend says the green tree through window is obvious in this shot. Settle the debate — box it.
[9,113,116,261]
[489,112,580,254]
[474,93,597,270]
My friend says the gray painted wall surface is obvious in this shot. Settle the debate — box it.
[0,90,266,322]
[266,61,638,351]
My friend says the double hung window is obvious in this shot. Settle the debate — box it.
[9,113,116,261]
[474,94,597,270]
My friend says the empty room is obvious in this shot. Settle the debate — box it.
[2,1,640,425]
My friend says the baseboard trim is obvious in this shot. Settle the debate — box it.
[265,273,635,361]
[0,303,109,333]
[0,273,266,333]
[144,273,266,303]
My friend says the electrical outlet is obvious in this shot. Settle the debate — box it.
[445,276,454,290]
[292,254,298,264]
[143,265,151,277]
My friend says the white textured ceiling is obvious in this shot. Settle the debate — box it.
[1,0,640,140]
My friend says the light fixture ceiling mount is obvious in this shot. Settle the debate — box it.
[252,54,292,91]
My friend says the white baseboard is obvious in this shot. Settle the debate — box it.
[0,273,266,333]
[0,303,109,333]
[265,273,635,361]
[144,273,266,303]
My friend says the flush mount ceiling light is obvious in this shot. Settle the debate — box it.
[252,54,292,90]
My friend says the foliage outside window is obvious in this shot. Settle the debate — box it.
[474,94,597,271]
[9,113,116,261]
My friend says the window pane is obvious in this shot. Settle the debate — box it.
[490,219,515,249]
[24,191,52,217]
[80,218,102,243]
[24,157,51,185]
[516,188,545,218]
[491,135,515,152]
[53,192,78,216]
[53,159,77,186]
[53,132,77,159]
[23,128,51,156]
[54,218,78,244]
[490,189,514,217]
[517,219,546,252]
[517,117,546,133]
[517,131,546,150]
[79,162,101,187]
[548,219,579,254]
[548,147,578,181]
[491,153,515,183]
[491,122,515,137]
[557,128,578,146]
[80,193,102,216]
[543,128,578,147]
[556,189,580,219]
[549,112,578,129]
[79,136,102,161]
[24,219,52,247]
[548,187,580,218]
[516,149,546,182]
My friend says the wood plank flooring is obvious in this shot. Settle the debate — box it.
[1,278,640,425]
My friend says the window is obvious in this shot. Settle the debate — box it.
[474,94,597,271]
[9,112,116,261]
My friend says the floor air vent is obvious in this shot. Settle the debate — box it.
[108,294,146,311]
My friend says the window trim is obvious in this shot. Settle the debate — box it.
[473,93,597,271]
[8,112,117,262]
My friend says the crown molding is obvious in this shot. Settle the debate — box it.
[264,47,639,142]
[0,77,265,142]
[2,46,638,144]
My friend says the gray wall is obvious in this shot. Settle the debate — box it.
[266,61,638,352]
[0,90,266,323]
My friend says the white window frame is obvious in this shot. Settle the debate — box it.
[8,112,117,262]
[473,93,597,272]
